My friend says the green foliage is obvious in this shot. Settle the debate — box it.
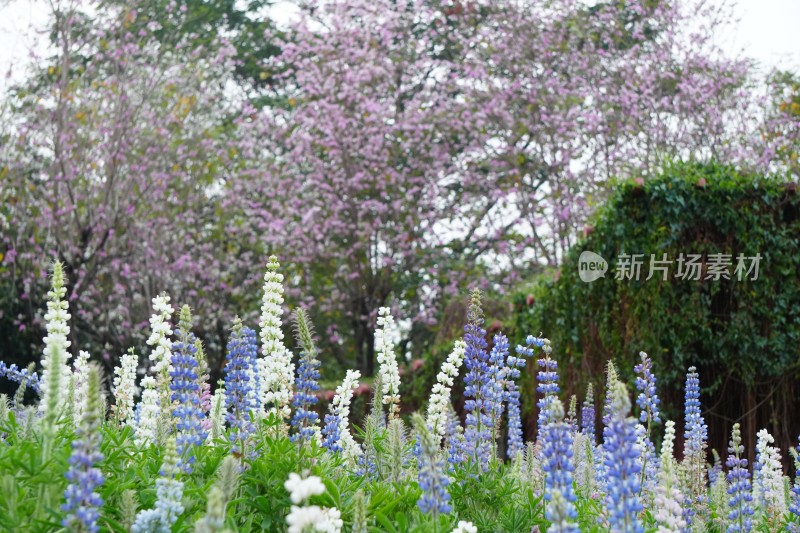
[514,161,800,436]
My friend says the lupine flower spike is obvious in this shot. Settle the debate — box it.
[258,255,293,426]
[322,369,361,461]
[291,308,321,446]
[376,307,401,419]
[540,399,579,532]
[62,364,105,533]
[70,350,90,428]
[224,317,257,456]
[683,366,708,525]
[535,337,558,428]
[509,336,539,457]
[40,261,72,427]
[413,413,451,520]
[462,289,496,470]
[112,348,138,426]
[170,305,207,472]
[726,423,754,533]
[603,381,644,533]
[753,428,787,525]
[653,420,686,532]
[426,340,466,448]
[146,293,175,437]
[132,437,184,533]
[788,437,800,531]
[581,383,596,445]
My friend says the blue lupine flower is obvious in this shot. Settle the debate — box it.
[635,422,660,497]
[581,383,596,445]
[603,381,644,533]
[789,436,800,528]
[132,438,184,533]
[708,450,722,486]
[0,361,40,393]
[726,423,754,533]
[462,289,493,470]
[634,351,660,425]
[290,309,321,445]
[683,365,708,526]
[535,338,559,428]
[170,326,207,473]
[413,414,451,517]
[447,428,466,468]
[224,319,257,455]
[683,366,707,456]
[321,413,342,453]
[540,399,578,530]
[506,336,537,458]
[62,365,104,533]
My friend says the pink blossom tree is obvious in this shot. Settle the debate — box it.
[0,0,255,369]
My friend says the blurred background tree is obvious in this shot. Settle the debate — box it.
[0,0,798,386]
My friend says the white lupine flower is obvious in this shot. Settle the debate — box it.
[258,256,294,423]
[284,473,326,504]
[331,370,362,462]
[654,421,686,532]
[112,349,139,426]
[452,521,478,533]
[286,505,343,533]
[40,262,72,421]
[375,307,401,418]
[146,294,175,376]
[754,428,787,519]
[135,376,160,446]
[426,340,466,446]
[207,386,226,444]
[71,350,91,428]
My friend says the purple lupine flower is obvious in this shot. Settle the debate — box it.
[462,289,493,470]
[62,365,104,533]
[540,399,578,531]
[726,423,754,533]
[506,335,537,458]
[581,383,596,445]
[224,319,257,455]
[413,414,451,518]
[634,351,660,425]
[170,324,207,473]
[0,361,40,393]
[603,381,644,533]
[290,309,321,445]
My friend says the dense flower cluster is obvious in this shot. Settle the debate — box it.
[6,260,800,532]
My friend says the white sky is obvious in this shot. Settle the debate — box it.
[0,0,797,92]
